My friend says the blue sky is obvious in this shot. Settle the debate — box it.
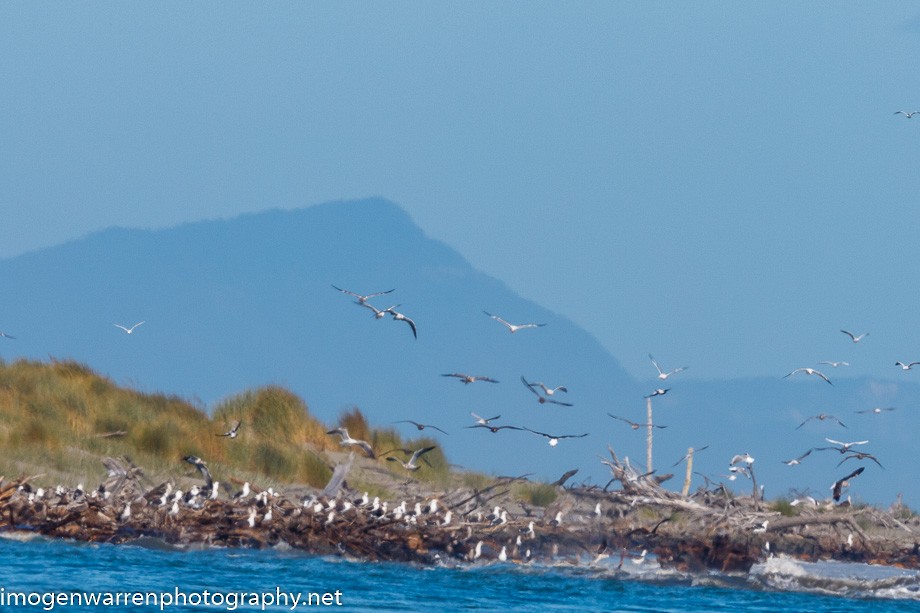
[3,3,920,382]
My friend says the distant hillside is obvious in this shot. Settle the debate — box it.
[0,199,640,486]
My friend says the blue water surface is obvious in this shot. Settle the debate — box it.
[0,536,918,612]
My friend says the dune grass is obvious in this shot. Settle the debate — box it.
[0,358,457,492]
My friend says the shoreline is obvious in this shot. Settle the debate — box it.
[2,457,919,574]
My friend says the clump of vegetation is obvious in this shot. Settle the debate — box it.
[0,358,467,492]
[515,482,558,507]
[770,498,797,517]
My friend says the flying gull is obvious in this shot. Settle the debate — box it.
[837,452,883,469]
[385,445,437,471]
[114,321,145,334]
[521,376,573,406]
[524,428,588,447]
[782,448,815,466]
[820,438,869,453]
[526,381,568,396]
[331,285,395,304]
[818,361,849,368]
[217,420,241,439]
[840,330,868,343]
[182,455,213,489]
[671,445,710,468]
[386,307,417,339]
[856,407,895,415]
[648,354,688,380]
[0,331,15,339]
[483,311,546,334]
[326,427,376,459]
[783,367,832,385]
[795,413,846,430]
[894,110,920,118]
[466,424,523,434]
[442,373,499,384]
[896,361,920,371]
[832,466,865,502]
[470,412,501,425]
[393,420,449,435]
[608,413,667,430]
[644,388,670,399]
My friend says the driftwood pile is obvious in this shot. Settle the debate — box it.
[1,454,919,573]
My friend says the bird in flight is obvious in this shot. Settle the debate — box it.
[326,427,376,458]
[840,330,868,343]
[795,413,846,430]
[820,438,869,453]
[114,321,145,334]
[818,361,849,368]
[331,285,395,304]
[526,381,568,396]
[896,361,920,371]
[442,373,499,385]
[217,420,241,439]
[483,311,546,334]
[855,407,895,415]
[671,445,709,467]
[644,388,670,399]
[393,420,449,435]
[831,466,864,502]
[608,413,667,430]
[466,424,523,434]
[838,452,883,469]
[385,446,437,472]
[521,376,573,406]
[894,110,920,118]
[386,307,417,339]
[360,302,399,319]
[730,452,755,466]
[648,354,688,381]
[782,448,815,466]
[470,412,501,425]
[783,367,832,385]
[0,331,15,339]
[524,428,588,447]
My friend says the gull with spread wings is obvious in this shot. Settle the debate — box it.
[521,376,573,406]
[483,311,546,334]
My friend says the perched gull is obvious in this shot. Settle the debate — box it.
[521,376,573,406]
[782,448,814,466]
[524,428,588,447]
[393,420,449,435]
[648,354,688,380]
[895,361,920,371]
[818,361,849,368]
[783,367,832,385]
[644,388,670,399]
[217,420,241,439]
[442,373,499,385]
[840,330,868,343]
[114,321,145,334]
[832,466,864,502]
[894,110,920,118]
[795,413,846,430]
[385,445,437,472]
[470,412,501,425]
[483,311,546,334]
[856,406,895,415]
[331,285,395,304]
[326,427,376,458]
[526,381,568,396]
[608,413,667,430]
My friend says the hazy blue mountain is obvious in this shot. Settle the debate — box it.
[1,199,917,505]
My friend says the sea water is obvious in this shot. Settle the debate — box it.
[1,535,919,612]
